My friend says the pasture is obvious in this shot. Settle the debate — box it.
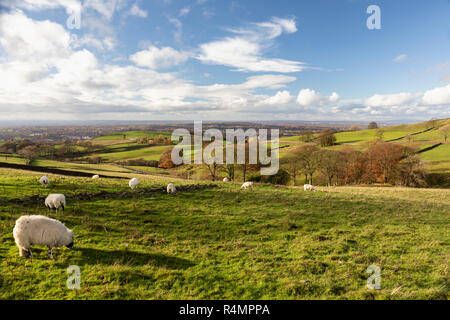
[0,170,448,300]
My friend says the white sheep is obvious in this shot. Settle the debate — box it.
[39,176,50,188]
[129,177,139,190]
[223,177,229,182]
[13,215,74,259]
[45,194,66,212]
[92,174,100,179]
[241,181,254,190]
[304,184,316,192]
[167,183,176,194]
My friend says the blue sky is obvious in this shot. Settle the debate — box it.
[0,0,449,121]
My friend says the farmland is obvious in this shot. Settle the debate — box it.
[0,170,448,299]
[0,119,448,300]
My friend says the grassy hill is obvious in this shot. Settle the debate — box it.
[0,169,448,299]
[278,118,450,175]
[1,118,449,183]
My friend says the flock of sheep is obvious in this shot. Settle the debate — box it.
[12,174,316,259]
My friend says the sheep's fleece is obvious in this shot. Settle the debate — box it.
[45,194,66,210]
[167,183,176,194]
[13,215,74,257]
[241,182,254,189]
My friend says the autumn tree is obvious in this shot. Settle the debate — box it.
[337,148,365,185]
[365,143,411,183]
[368,121,378,129]
[393,154,427,187]
[318,129,336,147]
[294,144,321,184]
[18,145,40,165]
[138,136,149,144]
[282,151,302,185]
[299,130,314,143]
[158,147,176,169]
[318,149,342,186]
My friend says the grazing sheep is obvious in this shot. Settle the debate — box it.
[223,177,229,182]
[129,178,139,190]
[304,184,316,192]
[45,194,66,212]
[167,183,176,194]
[241,181,254,190]
[13,215,74,259]
[92,175,100,179]
[39,176,50,188]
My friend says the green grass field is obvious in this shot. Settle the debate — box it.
[0,171,448,299]
[92,131,171,141]
[88,145,170,162]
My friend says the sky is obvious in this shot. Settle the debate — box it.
[0,0,449,122]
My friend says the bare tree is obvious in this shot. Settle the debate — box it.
[295,144,321,184]
[439,125,450,142]
[18,145,40,165]
[318,149,342,186]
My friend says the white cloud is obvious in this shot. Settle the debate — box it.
[0,11,448,121]
[329,92,340,102]
[297,89,321,106]
[84,0,128,21]
[130,45,188,69]
[168,17,183,43]
[0,11,71,61]
[129,2,148,18]
[179,7,190,16]
[296,89,339,106]
[393,54,407,62]
[261,90,294,105]
[364,92,417,107]
[197,17,304,73]
[422,84,450,105]
[2,0,82,12]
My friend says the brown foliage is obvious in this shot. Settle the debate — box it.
[158,147,176,169]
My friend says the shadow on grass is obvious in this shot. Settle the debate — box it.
[70,247,195,270]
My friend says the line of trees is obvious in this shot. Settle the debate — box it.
[282,142,427,187]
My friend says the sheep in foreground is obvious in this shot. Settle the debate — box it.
[39,176,50,187]
[92,174,100,179]
[129,178,139,190]
[13,215,74,259]
[167,183,176,194]
[304,184,316,192]
[45,194,66,212]
[223,177,229,182]
[241,182,254,190]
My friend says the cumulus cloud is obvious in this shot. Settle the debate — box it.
[296,89,339,106]
[0,10,448,121]
[197,17,305,73]
[130,45,188,69]
[422,84,450,105]
[393,54,407,62]
[261,91,294,105]
[364,92,418,107]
